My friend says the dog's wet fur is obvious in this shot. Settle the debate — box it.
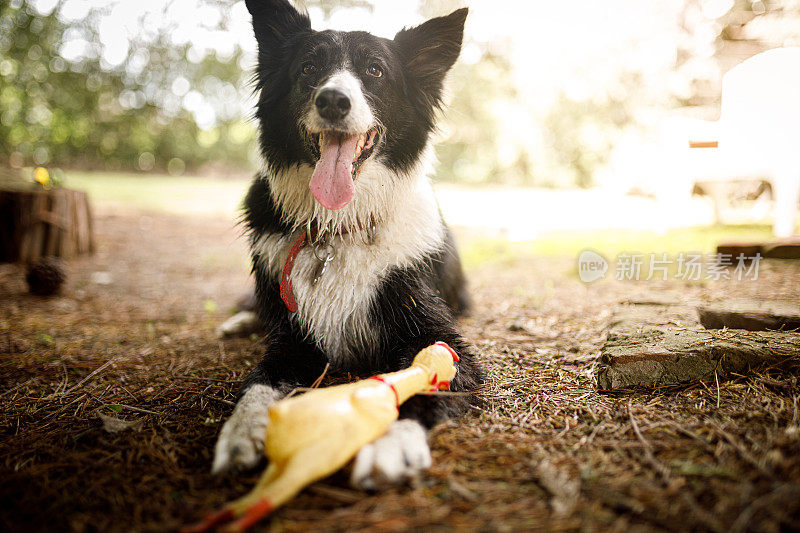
[213,0,483,487]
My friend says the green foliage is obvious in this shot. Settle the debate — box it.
[436,51,634,189]
[65,171,249,216]
[435,52,525,186]
[540,90,632,189]
[0,0,256,173]
[458,224,780,268]
[5,0,795,186]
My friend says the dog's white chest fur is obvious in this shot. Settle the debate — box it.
[255,156,445,362]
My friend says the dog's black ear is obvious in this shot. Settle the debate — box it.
[247,0,311,104]
[246,0,311,47]
[393,8,467,105]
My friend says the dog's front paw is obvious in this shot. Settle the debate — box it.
[212,384,280,474]
[216,311,260,338]
[350,419,432,491]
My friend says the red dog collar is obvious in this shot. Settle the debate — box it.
[279,219,376,313]
[279,231,310,313]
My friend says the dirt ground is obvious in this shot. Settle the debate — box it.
[1,207,799,532]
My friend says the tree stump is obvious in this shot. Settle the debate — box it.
[0,187,94,263]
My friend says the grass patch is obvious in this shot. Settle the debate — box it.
[62,171,784,270]
[65,171,250,217]
[458,224,777,269]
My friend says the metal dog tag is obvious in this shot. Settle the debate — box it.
[312,241,335,284]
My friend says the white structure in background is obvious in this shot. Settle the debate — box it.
[687,47,800,237]
[437,48,800,241]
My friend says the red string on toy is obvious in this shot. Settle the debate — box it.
[369,376,399,410]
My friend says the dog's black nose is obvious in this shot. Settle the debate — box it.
[315,89,351,120]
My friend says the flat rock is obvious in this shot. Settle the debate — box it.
[597,327,800,390]
[698,300,800,331]
[596,301,800,390]
[716,242,764,258]
[715,239,800,259]
[763,239,800,259]
[608,302,701,338]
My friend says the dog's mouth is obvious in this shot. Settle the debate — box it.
[305,128,378,210]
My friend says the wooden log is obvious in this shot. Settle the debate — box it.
[45,191,59,257]
[0,187,94,263]
[84,189,95,253]
[28,193,46,263]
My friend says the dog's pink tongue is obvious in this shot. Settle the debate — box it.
[310,133,358,210]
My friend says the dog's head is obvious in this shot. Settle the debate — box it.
[246,0,467,217]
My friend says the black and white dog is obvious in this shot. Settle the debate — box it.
[213,0,483,490]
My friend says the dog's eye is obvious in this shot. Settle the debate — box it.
[365,65,383,78]
[301,63,316,76]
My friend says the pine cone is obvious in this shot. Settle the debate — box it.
[26,257,67,296]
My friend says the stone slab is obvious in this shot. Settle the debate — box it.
[763,239,800,259]
[596,300,800,390]
[716,242,764,258]
[597,327,800,390]
[698,300,800,331]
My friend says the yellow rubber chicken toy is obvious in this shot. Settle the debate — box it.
[184,342,459,533]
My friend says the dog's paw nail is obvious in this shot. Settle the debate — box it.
[350,420,431,491]
[212,428,264,474]
[212,385,279,474]
[211,454,230,475]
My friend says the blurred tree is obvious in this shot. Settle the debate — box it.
[541,93,631,189]
[3,0,798,186]
[434,51,525,185]
[0,0,255,174]
[0,0,375,174]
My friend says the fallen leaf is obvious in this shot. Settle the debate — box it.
[536,459,580,516]
[98,413,143,433]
